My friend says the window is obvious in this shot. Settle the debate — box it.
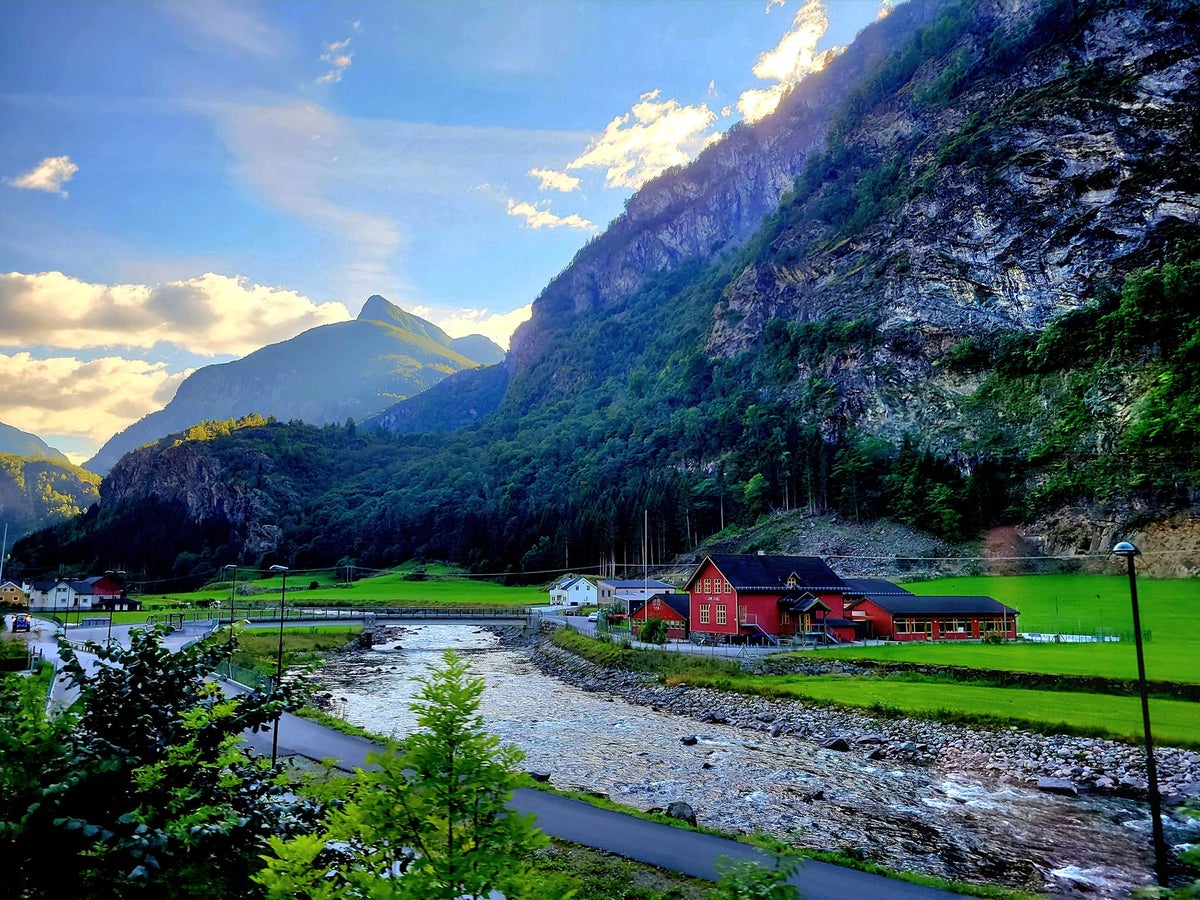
[944,618,969,634]
[699,604,711,624]
[781,612,791,625]
[715,605,727,625]
[896,619,932,635]
[703,578,712,593]
[723,580,731,593]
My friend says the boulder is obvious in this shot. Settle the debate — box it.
[820,737,851,752]
[526,771,551,783]
[666,801,697,826]
[1037,777,1078,796]
[680,734,698,746]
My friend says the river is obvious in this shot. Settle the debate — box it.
[312,624,1172,898]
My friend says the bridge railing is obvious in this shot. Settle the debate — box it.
[219,605,531,623]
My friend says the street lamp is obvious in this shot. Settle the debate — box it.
[1112,541,1169,887]
[104,569,126,647]
[269,564,288,765]
[223,564,237,658]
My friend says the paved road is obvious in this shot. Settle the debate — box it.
[22,614,965,898]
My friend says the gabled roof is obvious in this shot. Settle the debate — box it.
[858,594,1019,617]
[630,592,690,620]
[843,577,913,597]
[551,576,593,592]
[777,592,832,614]
[687,554,845,593]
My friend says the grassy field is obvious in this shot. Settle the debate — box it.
[154,564,546,609]
[674,672,1200,749]
[791,574,1199,683]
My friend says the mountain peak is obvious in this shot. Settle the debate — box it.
[358,294,403,323]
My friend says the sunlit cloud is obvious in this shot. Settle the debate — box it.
[877,0,897,19]
[9,155,78,195]
[565,90,718,190]
[506,199,597,232]
[317,37,354,84]
[529,167,581,193]
[0,351,190,458]
[0,271,351,357]
[411,303,532,351]
[737,0,837,123]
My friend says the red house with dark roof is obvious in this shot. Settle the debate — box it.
[630,592,689,640]
[684,554,850,645]
[843,578,1018,641]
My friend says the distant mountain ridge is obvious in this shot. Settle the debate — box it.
[0,421,69,463]
[85,296,503,472]
[0,453,100,543]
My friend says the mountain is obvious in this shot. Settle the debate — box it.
[0,454,100,545]
[16,0,1200,583]
[85,297,504,473]
[0,421,69,463]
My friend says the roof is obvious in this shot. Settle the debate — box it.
[551,576,593,592]
[630,593,690,620]
[843,577,912,597]
[777,592,832,614]
[600,579,675,591]
[689,554,845,593]
[858,594,1019,616]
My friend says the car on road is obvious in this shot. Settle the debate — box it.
[12,613,32,632]
[587,612,599,622]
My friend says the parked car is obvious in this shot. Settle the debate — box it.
[587,612,599,622]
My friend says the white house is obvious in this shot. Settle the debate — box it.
[548,576,597,607]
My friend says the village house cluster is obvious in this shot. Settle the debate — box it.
[2,575,142,613]
[551,553,1019,646]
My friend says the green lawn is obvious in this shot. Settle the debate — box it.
[794,574,1199,683]
[147,567,546,609]
[699,673,1200,749]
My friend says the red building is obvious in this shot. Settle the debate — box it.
[843,578,1018,641]
[630,592,689,640]
[684,554,850,645]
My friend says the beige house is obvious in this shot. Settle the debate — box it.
[0,581,28,608]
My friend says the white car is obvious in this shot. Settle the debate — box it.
[587,612,599,622]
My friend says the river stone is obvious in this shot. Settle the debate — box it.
[527,771,551,783]
[1037,777,1078,796]
[681,734,698,746]
[666,801,697,826]
[821,737,851,752]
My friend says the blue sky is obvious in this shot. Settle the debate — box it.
[0,0,891,462]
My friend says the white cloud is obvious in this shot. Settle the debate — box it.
[10,156,78,195]
[411,304,532,351]
[505,199,596,232]
[0,351,190,458]
[565,90,719,190]
[529,167,581,193]
[161,0,282,58]
[877,0,897,19]
[0,271,351,357]
[317,37,354,84]
[737,0,837,123]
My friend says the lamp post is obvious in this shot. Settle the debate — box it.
[269,564,288,765]
[1113,541,1169,887]
[104,569,126,647]
[223,564,237,658]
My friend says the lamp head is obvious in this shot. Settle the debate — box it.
[1112,541,1140,557]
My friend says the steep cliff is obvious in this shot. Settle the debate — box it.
[0,454,100,541]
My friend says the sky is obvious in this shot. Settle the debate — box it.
[0,0,893,463]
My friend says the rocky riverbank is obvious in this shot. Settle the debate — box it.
[517,634,1200,811]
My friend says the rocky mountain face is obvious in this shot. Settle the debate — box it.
[705,0,1199,448]
[86,296,503,473]
[0,454,100,542]
[0,421,68,463]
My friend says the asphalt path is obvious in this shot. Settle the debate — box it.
[23,615,965,898]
